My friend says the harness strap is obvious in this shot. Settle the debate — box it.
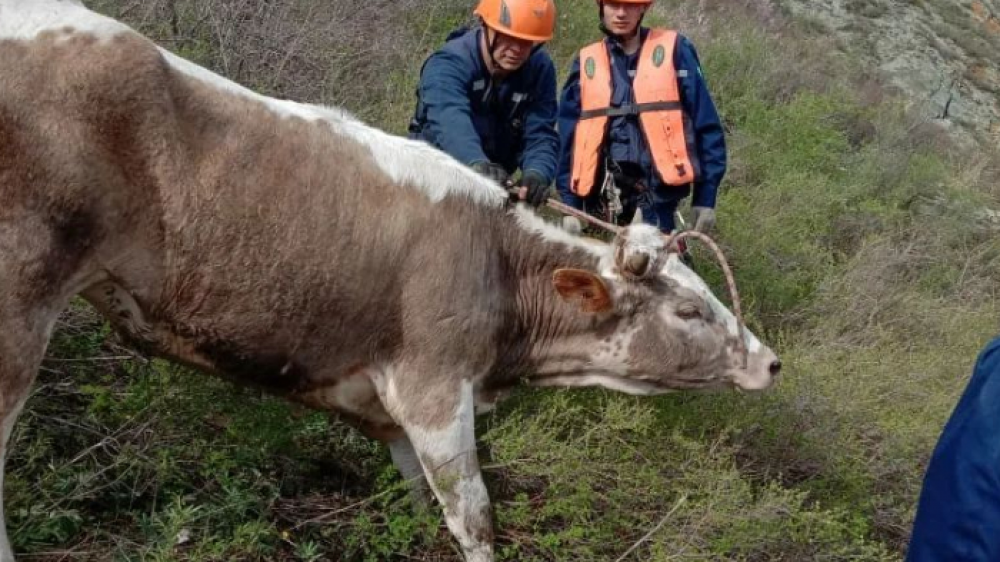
[579,100,682,120]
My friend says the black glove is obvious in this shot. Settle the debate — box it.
[521,170,550,207]
[471,161,510,186]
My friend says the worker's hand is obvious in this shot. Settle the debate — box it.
[520,170,550,207]
[471,161,510,186]
[692,206,716,234]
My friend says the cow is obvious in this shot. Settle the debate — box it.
[0,1,781,560]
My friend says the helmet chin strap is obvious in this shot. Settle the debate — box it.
[483,25,543,75]
[485,26,502,72]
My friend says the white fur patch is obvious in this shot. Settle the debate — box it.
[401,380,493,558]
[662,254,763,353]
[532,374,668,396]
[331,372,377,410]
[616,224,669,279]
[623,224,667,255]
[0,395,28,562]
[369,364,400,420]
[316,109,510,207]
[0,0,127,41]
[320,368,397,426]
[371,372,481,471]
[405,379,477,471]
[513,206,607,258]
[0,0,509,209]
[159,36,508,208]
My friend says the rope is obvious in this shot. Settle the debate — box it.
[661,229,747,368]
[509,189,749,368]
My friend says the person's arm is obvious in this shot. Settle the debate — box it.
[418,51,489,166]
[907,337,1000,561]
[676,36,725,210]
[556,55,585,210]
[518,54,559,186]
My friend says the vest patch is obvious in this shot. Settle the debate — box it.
[652,45,666,67]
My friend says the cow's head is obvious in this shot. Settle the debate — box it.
[537,224,780,394]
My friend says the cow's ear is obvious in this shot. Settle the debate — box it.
[552,269,613,313]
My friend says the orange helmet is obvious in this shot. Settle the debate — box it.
[474,0,557,42]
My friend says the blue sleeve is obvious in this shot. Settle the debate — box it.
[519,55,560,184]
[556,56,585,210]
[676,37,726,209]
[907,336,1000,562]
[418,51,488,166]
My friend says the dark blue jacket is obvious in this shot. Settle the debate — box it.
[907,336,1000,561]
[409,28,559,183]
[556,29,726,209]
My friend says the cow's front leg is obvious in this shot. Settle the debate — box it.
[387,435,432,508]
[379,374,494,562]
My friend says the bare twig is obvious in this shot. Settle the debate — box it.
[614,494,689,562]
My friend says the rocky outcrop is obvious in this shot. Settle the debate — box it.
[782,0,1000,147]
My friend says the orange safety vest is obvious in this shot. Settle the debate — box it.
[570,29,697,197]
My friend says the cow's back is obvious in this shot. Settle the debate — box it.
[150,67,486,389]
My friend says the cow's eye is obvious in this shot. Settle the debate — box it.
[676,303,702,320]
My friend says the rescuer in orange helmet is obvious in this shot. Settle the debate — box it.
[409,0,559,207]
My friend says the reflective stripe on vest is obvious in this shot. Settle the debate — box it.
[570,29,697,197]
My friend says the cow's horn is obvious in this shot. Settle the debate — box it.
[625,252,651,278]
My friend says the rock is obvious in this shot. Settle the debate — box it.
[782,0,1000,148]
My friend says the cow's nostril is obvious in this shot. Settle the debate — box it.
[769,360,782,376]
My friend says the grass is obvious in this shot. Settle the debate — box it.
[6,0,1000,560]
[846,0,891,18]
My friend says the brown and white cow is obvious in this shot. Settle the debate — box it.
[0,1,780,560]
